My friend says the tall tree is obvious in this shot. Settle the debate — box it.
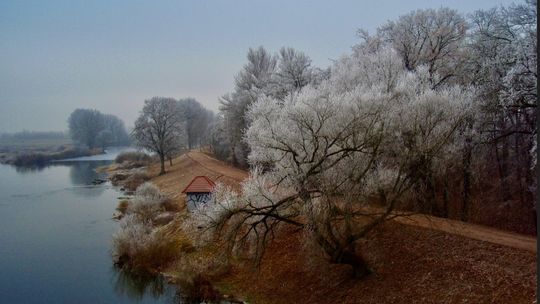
[219,46,320,166]
[132,97,186,175]
[191,49,472,278]
[68,109,105,149]
[375,7,467,87]
[178,98,213,149]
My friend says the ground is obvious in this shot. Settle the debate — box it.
[142,150,537,303]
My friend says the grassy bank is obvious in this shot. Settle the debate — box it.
[106,151,537,304]
[8,148,103,167]
[0,136,105,167]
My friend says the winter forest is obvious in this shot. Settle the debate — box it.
[110,1,540,291]
[133,0,537,238]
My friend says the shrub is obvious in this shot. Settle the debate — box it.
[112,214,187,273]
[134,182,167,202]
[127,182,168,224]
[115,151,152,164]
[162,199,182,212]
[179,275,222,303]
[116,200,130,215]
[123,172,151,191]
[112,182,195,274]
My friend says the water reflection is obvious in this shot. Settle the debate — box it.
[112,267,231,304]
[113,268,173,301]
[13,163,49,173]
[68,160,108,184]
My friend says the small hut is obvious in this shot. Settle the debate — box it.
[182,176,216,211]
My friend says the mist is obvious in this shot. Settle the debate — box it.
[0,0,515,132]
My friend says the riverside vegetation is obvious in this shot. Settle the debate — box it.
[108,151,536,304]
[109,1,536,303]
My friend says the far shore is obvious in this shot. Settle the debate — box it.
[0,141,109,167]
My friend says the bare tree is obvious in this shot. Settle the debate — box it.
[68,109,105,149]
[177,98,214,149]
[68,109,130,149]
[132,97,186,175]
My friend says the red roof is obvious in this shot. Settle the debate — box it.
[182,176,216,193]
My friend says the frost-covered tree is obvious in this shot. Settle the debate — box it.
[220,46,321,166]
[177,98,214,149]
[207,115,230,161]
[132,97,186,175]
[373,8,467,87]
[269,47,313,101]
[464,0,537,214]
[219,47,277,166]
[192,49,472,278]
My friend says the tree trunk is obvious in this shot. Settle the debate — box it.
[461,137,472,222]
[442,178,449,218]
[336,249,371,279]
[159,154,166,175]
[169,157,173,166]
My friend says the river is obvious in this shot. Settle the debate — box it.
[0,147,179,303]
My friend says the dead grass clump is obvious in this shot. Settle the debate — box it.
[127,182,167,223]
[171,243,231,285]
[115,151,152,164]
[112,215,192,273]
[116,200,130,215]
[162,199,182,212]
[124,172,151,191]
[178,274,223,303]
[112,182,196,274]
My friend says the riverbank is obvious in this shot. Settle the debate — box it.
[107,151,537,304]
[0,136,105,167]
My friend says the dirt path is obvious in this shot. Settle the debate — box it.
[395,214,537,252]
[186,151,537,253]
[186,151,248,182]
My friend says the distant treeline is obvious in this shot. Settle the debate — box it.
[0,131,68,141]
[68,109,131,149]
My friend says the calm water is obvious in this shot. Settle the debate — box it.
[0,148,178,303]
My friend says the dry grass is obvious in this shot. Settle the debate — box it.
[116,200,130,214]
[219,222,536,304]
[134,150,537,303]
[115,151,152,164]
[113,221,192,274]
[123,172,151,191]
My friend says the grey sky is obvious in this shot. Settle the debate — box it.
[0,0,517,132]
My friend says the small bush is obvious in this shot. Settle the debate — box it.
[124,172,151,191]
[162,199,182,212]
[134,182,167,203]
[179,275,222,303]
[112,182,195,274]
[126,182,166,223]
[116,200,130,215]
[112,214,188,273]
[115,151,152,164]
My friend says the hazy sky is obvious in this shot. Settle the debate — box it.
[0,0,517,132]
